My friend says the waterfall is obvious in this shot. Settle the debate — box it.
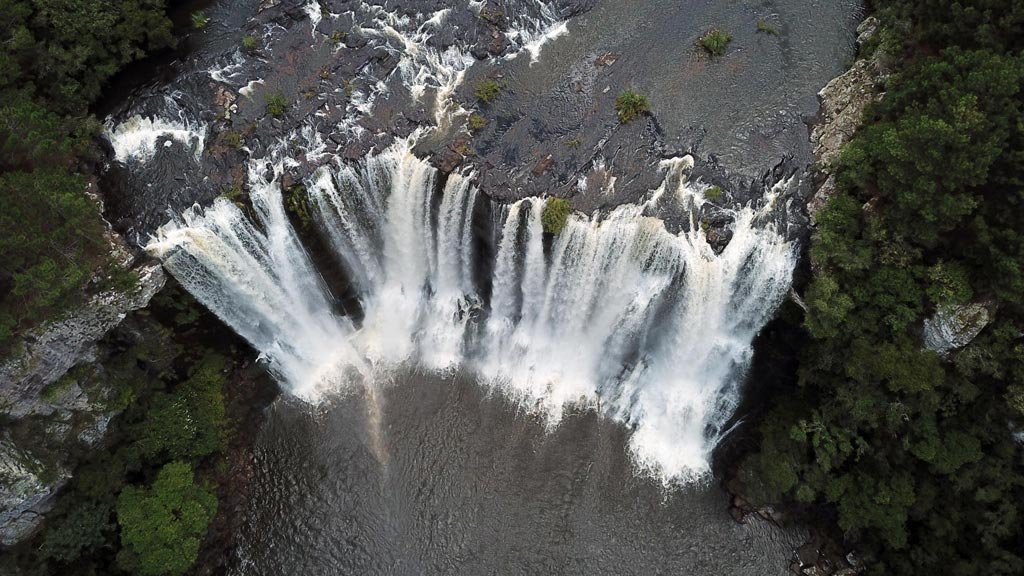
[135,0,796,482]
[147,139,797,481]
[147,153,366,399]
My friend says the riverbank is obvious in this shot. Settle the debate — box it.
[727,1,1024,573]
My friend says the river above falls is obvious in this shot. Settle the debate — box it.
[229,370,803,575]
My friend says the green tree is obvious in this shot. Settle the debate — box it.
[40,499,114,563]
[116,462,217,576]
[740,3,1024,574]
[541,198,572,234]
[134,356,229,461]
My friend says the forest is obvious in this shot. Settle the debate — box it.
[740,1,1024,574]
[0,0,175,349]
[0,2,236,575]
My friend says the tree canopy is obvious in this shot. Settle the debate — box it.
[741,2,1024,574]
[116,461,217,576]
[0,0,174,350]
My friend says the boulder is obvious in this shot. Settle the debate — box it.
[923,302,995,356]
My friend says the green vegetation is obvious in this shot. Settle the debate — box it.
[116,462,217,576]
[0,0,174,350]
[474,79,501,104]
[564,138,582,148]
[467,113,487,132]
[191,12,209,30]
[242,35,258,52]
[541,198,573,234]
[222,131,244,149]
[700,29,732,56]
[479,6,503,25]
[756,20,779,36]
[6,300,240,576]
[40,499,114,564]
[740,2,1024,574]
[284,184,312,231]
[221,185,244,207]
[265,93,288,117]
[703,185,724,202]
[330,30,345,44]
[614,90,650,123]
[135,356,229,462]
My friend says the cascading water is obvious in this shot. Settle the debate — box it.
[148,135,796,481]
[147,152,366,396]
[104,95,207,163]
[134,0,798,482]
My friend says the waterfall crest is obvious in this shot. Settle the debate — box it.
[148,139,796,481]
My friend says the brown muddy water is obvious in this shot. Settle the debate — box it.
[228,370,804,575]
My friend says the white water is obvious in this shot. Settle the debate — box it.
[104,96,207,164]
[139,0,796,482]
[345,0,569,127]
[148,138,796,481]
[147,152,366,397]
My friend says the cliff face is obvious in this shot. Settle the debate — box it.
[0,259,165,545]
[808,17,890,222]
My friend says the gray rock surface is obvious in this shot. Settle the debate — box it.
[0,260,165,546]
[807,17,890,222]
[923,302,995,356]
[0,262,165,418]
[0,439,65,546]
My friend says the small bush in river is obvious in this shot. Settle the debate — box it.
[241,35,257,51]
[700,29,732,56]
[222,131,243,149]
[542,198,573,234]
[704,185,724,202]
[265,94,288,118]
[614,90,650,123]
[756,20,779,36]
[467,113,487,132]
[474,79,501,104]
[191,12,210,29]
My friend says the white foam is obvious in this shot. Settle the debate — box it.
[208,50,247,84]
[104,114,206,164]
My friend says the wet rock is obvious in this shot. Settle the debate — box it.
[595,52,619,67]
[214,86,237,112]
[728,505,747,524]
[0,439,64,546]
[488,31,510,56]
[923,302,995,356]
[532,154,554,176]
[434,136,474,173]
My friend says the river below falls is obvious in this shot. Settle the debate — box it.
[228,370,803,575]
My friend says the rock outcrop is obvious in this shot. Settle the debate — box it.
[923,302,996,356]
[807,17,891,222]
[0,261,165,546]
